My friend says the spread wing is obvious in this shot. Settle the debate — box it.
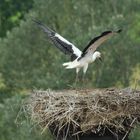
[33,19,82,61]
[80,29,122,58]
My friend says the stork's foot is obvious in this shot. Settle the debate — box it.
[67,74,80,90]
[81,74,90,89]
[74,74,79,86]
[82,74,85,82]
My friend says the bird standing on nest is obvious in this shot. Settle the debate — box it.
[33,19,121,82]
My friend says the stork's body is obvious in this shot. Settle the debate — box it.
[63,51,100,75]
[33,19,121,80]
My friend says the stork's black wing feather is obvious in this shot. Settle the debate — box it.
[33,19,82,61]
[80,29,122,58]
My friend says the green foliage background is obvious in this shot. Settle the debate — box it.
[0,0,140,139]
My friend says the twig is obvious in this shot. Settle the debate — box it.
[122,117,137,140]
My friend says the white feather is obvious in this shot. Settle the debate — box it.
[63,60,80,69]
[62,62,71,66]
[55,33,82,57]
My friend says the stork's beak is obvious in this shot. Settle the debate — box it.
[99,57,103,62]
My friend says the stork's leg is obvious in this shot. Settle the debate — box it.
[82,64,88,83]
[82,73,85,82]
[75,68,80,85]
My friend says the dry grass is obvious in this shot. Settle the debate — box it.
[23,88,140,139]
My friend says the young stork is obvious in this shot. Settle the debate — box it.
[33,19,121,81]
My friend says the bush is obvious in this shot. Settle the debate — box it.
[0,95,53,140]
[0,0,140,91]
[130,126,140,140]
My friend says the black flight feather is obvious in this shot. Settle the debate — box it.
[33,19,80,61]
[82,31,112,55]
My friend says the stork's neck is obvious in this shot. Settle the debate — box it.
[92,52,98,62]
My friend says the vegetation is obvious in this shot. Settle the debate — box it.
[0,95,53,140]
[0,0,139,140]
[0,0,33,37]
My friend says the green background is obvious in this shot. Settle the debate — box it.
[0,0,139,139]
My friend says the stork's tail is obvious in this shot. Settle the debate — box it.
[62,62,71,66]
[62,61,79,69]
[63,62,73,69]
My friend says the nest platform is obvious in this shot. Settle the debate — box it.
[24,88,140,140]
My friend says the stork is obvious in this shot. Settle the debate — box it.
[33,19,121,81]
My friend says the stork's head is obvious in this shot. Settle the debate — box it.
[94,51,101,57]
[92,51,102,62]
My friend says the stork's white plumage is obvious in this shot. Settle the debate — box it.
[33,19,121,79]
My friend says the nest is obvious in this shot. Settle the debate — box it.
[24,88,140,139]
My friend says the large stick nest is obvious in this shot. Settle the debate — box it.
[24,88,140,138]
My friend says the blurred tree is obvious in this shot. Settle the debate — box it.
[128,12,140,89]
[0,0,139,90]
[0,0,33,37]
[0,95,53,140]
[0,0,139,139]
[130,64,140,89]
[130,126,140,140]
